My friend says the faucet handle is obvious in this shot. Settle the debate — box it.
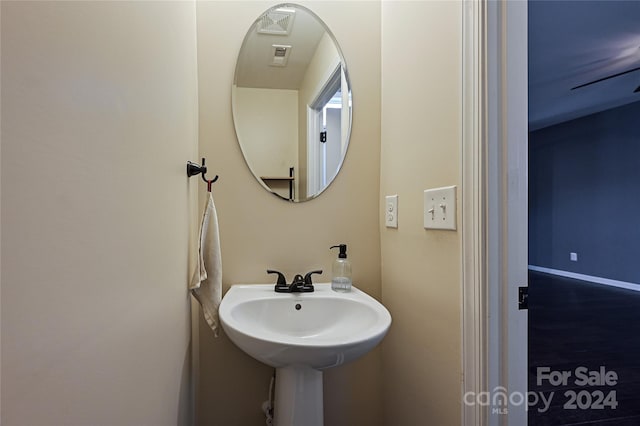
[267,270,287,286]
[304,270,323,285]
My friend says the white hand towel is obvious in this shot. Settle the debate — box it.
[190,192,222,337]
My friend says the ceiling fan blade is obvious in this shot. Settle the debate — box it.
[571,65,640,90]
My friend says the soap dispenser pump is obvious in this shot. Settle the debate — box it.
[330,244,352,292]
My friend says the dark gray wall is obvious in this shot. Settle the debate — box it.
[529,100,640,283]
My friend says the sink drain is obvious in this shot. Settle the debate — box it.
[295,303,302,310]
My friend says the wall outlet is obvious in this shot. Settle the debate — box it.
[424,186,457,230]
[570,252,578,262]
[385,195,398,228]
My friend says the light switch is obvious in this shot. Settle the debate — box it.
[424,186,456,230]
[385,195,398,228]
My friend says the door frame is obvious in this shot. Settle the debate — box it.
[461,1,528,425]
[307,65,343,196]
[461,0,487,423]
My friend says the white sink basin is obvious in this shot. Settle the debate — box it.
[219,283,391,369]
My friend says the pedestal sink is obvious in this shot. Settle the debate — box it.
[218,283,391,426]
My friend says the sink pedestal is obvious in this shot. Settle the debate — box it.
[273,366,323,426]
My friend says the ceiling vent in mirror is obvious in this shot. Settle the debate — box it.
[258,9,296,36]
[270,45,291,67]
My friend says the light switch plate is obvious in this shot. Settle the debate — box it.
[424,186,457,230]
[385,195,398,228]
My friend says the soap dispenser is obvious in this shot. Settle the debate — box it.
[330,244,352,292]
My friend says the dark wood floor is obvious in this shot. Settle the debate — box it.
[528,271,640,425]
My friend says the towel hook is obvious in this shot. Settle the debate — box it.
[187,158,219,192]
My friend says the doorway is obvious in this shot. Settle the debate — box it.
[527,1,640,425]
[464,2,640,424]
[307,65,349,197]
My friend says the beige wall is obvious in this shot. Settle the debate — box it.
[1,2,198,425]
[233,86,299,197]
[196,1,382,425]
[380,2,463,425]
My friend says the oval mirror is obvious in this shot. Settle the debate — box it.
[232,4,352,202]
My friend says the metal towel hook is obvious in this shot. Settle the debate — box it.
[187,158,219,192]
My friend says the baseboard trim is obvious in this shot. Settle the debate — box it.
[528,265,640,292]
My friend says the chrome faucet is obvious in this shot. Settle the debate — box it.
[268,270,322,293]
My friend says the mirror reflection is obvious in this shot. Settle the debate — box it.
[232,4,352,202]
